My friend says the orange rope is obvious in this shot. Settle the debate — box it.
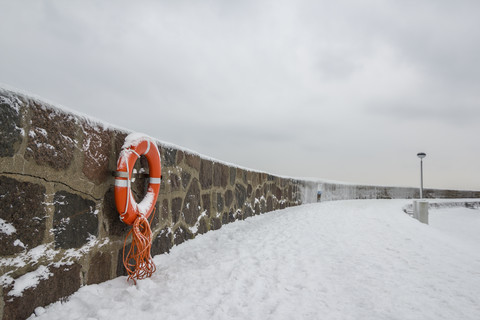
[123,208,156,284]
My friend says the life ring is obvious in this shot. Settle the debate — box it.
[114,136,161,225]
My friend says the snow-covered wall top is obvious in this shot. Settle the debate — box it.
[1,87,479,319]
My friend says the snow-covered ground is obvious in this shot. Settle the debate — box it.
[29,200,480,320]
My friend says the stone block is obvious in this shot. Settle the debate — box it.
[87,252,112,285]
[229,167,236,186]
[185,153,200,171]
[162,147,177,167]
[210,217,222,231]
[197,218,208,235]
[0,99,23,157]
[171,197,183,224]
[181,171,191,190]
[102,188,130,236]
[275,186,283,200]
[173,226,193,246]
[199,159,212,189]
[183,179,201,226]
[267,196,273,212]
[53,191,98,249]
[2,263,81,320]
[151,228,173,256]
[213,163,229,188]
[216,193,224,213]
[82,123,112,184]
[169,173,181,191]
[224,189,233,208]
[201,194,211,217]
[25,103,77,170]
[114,132,128,159]
[247,184,253,198]
[176,150,184,165]
[0,176,46,255]
[235,183,246,210]
[161,199,169,221]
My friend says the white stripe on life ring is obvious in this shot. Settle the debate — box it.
[149,177,161,184]
[115,179,129,187]
[144,140,151,155]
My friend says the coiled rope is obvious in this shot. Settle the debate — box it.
[122,208,156,284]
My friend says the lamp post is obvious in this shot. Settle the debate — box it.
[417,152,426,198]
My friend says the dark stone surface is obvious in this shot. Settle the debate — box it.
[185,153,200,171]
[222,212,229,225]
[210,217,222,231]
[25,103,77,170]
[116,245,129,277]
[224,189,233,207]
[238,168,247,184]
[213,163,222,187]
[228,209,237,223]
[161,199,169,221]
[0,176,46,255]
[235,183,246,210]
[82,124,112,184]
[151,228,173,256]
[216,193,224,213]
[275,186,283,200]
[2,263,81,320]
[255,188,261,199]
[244,205,253,219]
[172,197,183,224]
[267,196,273,212]
[254,202,261,215]
[197,218,208,235]
[176,150,184,165]
[173,226,193,246]
[183,179,201,226]
[202,194,211,217]
[247,184,253,198]
[162,147,177,167]
[170,173,181,191]
[181,171,191,190]
[114,131,128,159]
[229,167,236,186]
[213,163,228,188]
[102,188,130,236]
[53,191,98,249]
[199,159,213,189]
[87,252,112,285]
[0,100,22,157]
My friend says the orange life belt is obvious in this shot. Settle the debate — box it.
[114,137,161,225]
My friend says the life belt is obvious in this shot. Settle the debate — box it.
[114,136,161,225]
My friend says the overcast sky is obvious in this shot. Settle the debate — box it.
[1,0,479,190]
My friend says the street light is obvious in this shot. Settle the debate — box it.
[417,152,426,198]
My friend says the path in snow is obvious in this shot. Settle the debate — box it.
[30,200,480,320]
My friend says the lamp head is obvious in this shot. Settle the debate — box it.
[417,152,426,159]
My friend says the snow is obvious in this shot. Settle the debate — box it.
[429,206,480,252]
[8,265,53,298]
[28,200,480,320]
[0,218,16,235]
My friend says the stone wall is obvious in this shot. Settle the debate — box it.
[318,181,480,201]
[0,88,311,319]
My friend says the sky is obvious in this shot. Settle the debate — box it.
[1,0,479,190]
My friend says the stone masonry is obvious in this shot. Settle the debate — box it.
[0,88,307,319]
